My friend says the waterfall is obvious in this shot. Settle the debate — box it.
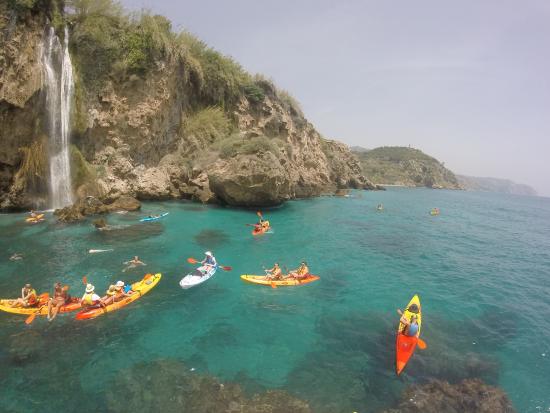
[41,26,74,209]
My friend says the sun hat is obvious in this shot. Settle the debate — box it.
[116,281,124,287]
[85,284,95,293]
[205,251,212,256]
[25,283,32,288]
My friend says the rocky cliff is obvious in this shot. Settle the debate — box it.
[456,175,537,196]
[0,0,373,211]
[353,146,462,189]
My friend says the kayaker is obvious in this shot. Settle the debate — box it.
[29,210,37,218]
[201,251,217,269]
[100,285,118,306]
[47,282,70,321]
[10,284,38,308]
[397,304,420,337]
[287,262,309,280]
[81,284,105,309]
[377,204,383,211]
[114,280,133,299]
[265,263,282,280]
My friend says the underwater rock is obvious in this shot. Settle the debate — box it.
[8,330,44,365]
[194,229,230,248]
[93,218,107,229]
[105,359,311,413]
[381,379,516,413]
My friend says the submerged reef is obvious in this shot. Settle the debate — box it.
[105,358,312,413]
[381,378,516,413]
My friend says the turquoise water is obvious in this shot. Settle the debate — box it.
[1,188,549,412]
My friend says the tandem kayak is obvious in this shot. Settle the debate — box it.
[396,294,422,375]
[179,265,217,289]
[0,297,81,316]
[75,273,161,320]
[240,274,320,286]
[140,212,169,222]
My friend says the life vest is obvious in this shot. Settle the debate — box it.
[82,293,97,306]
[27,289,37,305]
[106,289,116,297]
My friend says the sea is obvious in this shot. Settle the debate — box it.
[0,188,549,412]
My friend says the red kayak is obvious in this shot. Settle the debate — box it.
[396,294,422,375]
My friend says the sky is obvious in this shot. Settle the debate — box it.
[121,0,550,195]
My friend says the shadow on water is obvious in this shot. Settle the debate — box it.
[193,229,230,248]
[284,309,509,413]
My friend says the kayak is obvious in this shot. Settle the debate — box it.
[75,273,161,320]
[240,274,320,286]
[0,297,81,316]
[430,209,440,216]
[26,214,45,224]
[252,225,270,235]
[140,212,169,222]
[396,294,422,375]
[179,265,217,289]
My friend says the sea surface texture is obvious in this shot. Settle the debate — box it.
[1,188,549,412]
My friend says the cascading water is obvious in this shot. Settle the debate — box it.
[41,26,74,209]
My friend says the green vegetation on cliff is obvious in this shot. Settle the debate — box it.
[353,146,461,189]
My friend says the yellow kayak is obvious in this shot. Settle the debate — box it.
[0,297,81,315]
[75,273,161,320]
[26,214,44,223]
[241,274,320,286]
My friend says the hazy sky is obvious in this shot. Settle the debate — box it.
[121,0,550,195]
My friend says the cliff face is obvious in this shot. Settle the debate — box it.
[0,2,373,211]
[353,146,462,189]
[456,175,537,196]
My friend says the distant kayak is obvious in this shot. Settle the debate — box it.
[179,265,217,289]
[140,212,169,222]
[252,225,271,236]
[26,214,44,224]
[0,297,81,316]
[75,273,161,320]
[240,274,320,286]
[430,208,440,216]
[396,294,422,375]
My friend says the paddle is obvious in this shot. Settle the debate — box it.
[417,338,427,350]
[186,257,232,271]
[24,292,51,325]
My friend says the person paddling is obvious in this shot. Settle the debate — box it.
[287,262,309,280]
[10,284,38,308]
[397,304,420,337]
[265,263,283,280]
[81,284,105,309]
[201,251,217,269]
[47,283,70,322]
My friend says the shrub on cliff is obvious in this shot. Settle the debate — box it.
[183,107,232,143]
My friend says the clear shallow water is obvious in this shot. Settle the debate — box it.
[1,188,549,412]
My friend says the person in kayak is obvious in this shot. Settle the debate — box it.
[10,284,38,308]
[265,263,283,280]
[10,253,23,261]
[377,204,384,211]
[114,280,133,298]
[201,251,217,269]
[47,282,70,321]
[397,304,420,337]
[287,262,309,280]
[81,284,105,309]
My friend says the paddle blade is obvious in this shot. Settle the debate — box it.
[417,338,427,350]
[187,257,198,264]
[82,276,87,285]
[25,313,37,325]
[271,282,277,289]
[221,266,232,271]
[257,211,263,218]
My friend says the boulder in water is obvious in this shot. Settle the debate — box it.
[55,195,141,222]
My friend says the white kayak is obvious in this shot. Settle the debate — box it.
[179,265,217,289]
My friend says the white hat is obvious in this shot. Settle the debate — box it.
[116,281,124,287]
[205,251,212,256]
[85,284,95,293]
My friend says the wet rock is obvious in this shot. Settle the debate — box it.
[381,379,516,413]
[55,195,141,222]
[93,218,108,229]
[105,359,311,413]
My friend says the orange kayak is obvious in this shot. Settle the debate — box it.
[396,294,422,375]
[75,273,161,320]
[252,226,270,235]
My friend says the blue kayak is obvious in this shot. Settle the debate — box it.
[139,212,169,222]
